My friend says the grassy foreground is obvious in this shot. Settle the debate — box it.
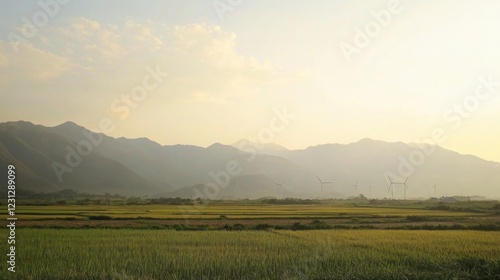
[2,229,500,279]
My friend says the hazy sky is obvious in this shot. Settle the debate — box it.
[1,0,499,162]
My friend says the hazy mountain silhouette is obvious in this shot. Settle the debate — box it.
[0,121,315,198]
[0,121,158,195]
[234,138,500,198]
[1,121,499,199]
[163,175,300,200]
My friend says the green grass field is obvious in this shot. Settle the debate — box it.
[1,229,499,279]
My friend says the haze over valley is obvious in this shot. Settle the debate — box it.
[1,120,498,199]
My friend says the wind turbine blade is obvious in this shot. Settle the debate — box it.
[387,175,393,183]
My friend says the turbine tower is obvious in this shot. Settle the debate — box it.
[351,180,359,197]
[432,182,437,198]
[316,176,332,199]
[402,177,409,200]
[387,175,395,199]
[274,180,286,199]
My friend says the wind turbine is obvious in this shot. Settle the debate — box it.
[351,180,359,197]
[432,182,437,198]
[274,180,286,199]
[387,175,409,200]
[387,175,395,199]
[368,184,372,198]
[402,177,409,200]
[316,176,332,199]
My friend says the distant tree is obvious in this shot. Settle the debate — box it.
[127,197,141,205]
[57,189,77,198]
[77,198,92,205]
[55,200,66,205]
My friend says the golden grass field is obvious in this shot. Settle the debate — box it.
[8,204,481,220]
[1,228,499,279]
[3,202,499,279]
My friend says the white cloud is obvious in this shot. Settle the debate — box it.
[162,23,315,105]
[124,18,163,52]
[55,17,125,65]
[165,23,282,101]
[0,41,72,84]
[0,18,308,125]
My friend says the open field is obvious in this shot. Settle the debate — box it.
[7,202,500,230]
[4,202,500,279]
[1,228,499,279]
[11,204,482,219]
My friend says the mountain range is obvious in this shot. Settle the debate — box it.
[1,121,499,199]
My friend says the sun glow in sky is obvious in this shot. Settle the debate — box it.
[1,0,499,162]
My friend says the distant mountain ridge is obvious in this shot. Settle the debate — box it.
[1,121,499,199]
[0,121,315,197]
[233,138,500,198]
